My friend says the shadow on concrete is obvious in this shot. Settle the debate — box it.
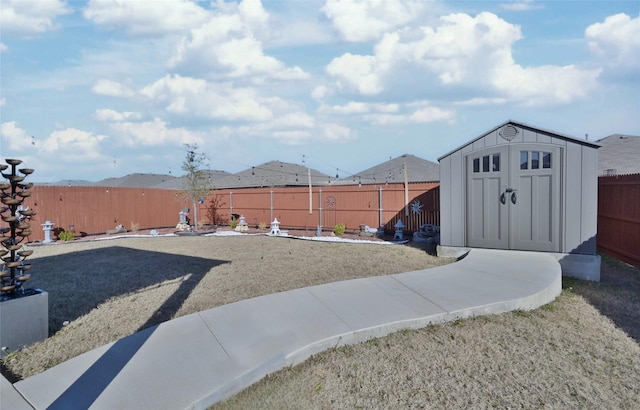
[46,325,157,409]
[28,246,228,335]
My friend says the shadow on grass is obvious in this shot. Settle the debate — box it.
[563,255,640,343]
[28,246,229,335]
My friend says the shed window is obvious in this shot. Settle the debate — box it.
[482,155,490,172]
[520,151,528,170]
[492,153,500,171]
[531,152,540,169]
[473,158,480,173]
[543,152,551,168]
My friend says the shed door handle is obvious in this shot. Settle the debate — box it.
[500,192,506,205]
[511,192,517,205]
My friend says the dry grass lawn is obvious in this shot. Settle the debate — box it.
[2,234,639,409]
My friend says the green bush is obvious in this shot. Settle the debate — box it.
[333,223,346,236]
[58,230,75,242]
[230,219,238,229]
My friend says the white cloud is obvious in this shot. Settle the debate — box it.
[140,74,274,121]
[322,123,352,141]
[320,101,399,115]
[83,0,209,35]
[92,79,135,98]
[107,117,204,147]
[500,0,543,11]
[1,122,30,151]
[363,104,454,125]
[454,97,508,106]
[327,11,601,105]
[311,85,331,100]
[0,43,7,53]
[322,0,423,42]
[168,1,308,81]
[326,53,383,95]
[268,112,315,129]
[586,13,640,75]
[0,98,6,107]
[94,109,141,122]
[491,64,600,106]
[0,0,71,35]
[271,130,312,144]
[409,105,455,123]
[40,128,108,160]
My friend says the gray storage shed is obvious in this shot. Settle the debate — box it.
[438,120,601,280]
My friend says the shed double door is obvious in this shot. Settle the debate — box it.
[466,144,560,252]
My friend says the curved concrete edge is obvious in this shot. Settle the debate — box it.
[13,249,561,410]
[190,249,562,409]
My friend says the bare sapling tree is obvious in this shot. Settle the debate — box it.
[181,143,211,231]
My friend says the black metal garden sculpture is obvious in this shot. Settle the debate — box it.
[0,159,36,300]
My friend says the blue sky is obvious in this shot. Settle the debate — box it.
[1,0,638,182]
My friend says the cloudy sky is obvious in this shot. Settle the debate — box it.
[1,0,638,182]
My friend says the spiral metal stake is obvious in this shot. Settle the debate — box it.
[0,159,36,300]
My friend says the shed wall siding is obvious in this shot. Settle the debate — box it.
[439,156,452,246]
[580,146,598,253]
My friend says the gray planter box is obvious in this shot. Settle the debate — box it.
[0,289,48,355]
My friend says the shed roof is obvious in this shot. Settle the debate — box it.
[596,134,640,176]
[438,120,601,161]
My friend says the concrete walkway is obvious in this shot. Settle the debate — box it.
[5,248,561,410]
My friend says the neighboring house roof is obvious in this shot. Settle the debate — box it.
[153,170,231,190]
[596,134,640,176]
[36,155,441,188]
[94,173,176,188]
[342,154,440,185]
[213,161,330,189]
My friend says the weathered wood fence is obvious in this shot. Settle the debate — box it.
[597,174,640,267]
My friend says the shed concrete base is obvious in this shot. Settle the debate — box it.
[550,253,601,282]
[437,246,601,282]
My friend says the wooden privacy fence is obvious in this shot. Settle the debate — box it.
[598,174,640,267]
[204,183,440,234]
[23,183,440,242]
[25,186,190,242]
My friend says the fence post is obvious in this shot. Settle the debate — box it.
[379,186,383,229]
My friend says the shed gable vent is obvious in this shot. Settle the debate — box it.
[499,124,519,141]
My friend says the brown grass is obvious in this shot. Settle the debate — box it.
[2,235,639,409]
[1,233,449,380]
[212,255,640,409]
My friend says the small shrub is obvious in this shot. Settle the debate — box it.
[230,219,238,229]
[258,221,267,230]
[333,223,346,236]
[130,222,139,232]
[58,230,75,242]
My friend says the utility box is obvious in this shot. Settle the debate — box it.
[438,120,601,281]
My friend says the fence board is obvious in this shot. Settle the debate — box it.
[598,174,640,267]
